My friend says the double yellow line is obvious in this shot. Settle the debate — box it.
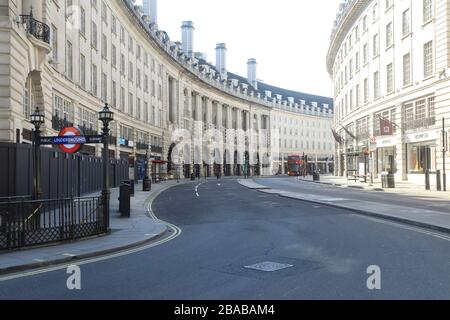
[0,187,183,282]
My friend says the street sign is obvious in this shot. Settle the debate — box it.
[40,135,103,145]
[39,126,104,154]
[58,127,83,154]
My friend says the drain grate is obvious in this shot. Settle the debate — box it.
[244,261,294,272]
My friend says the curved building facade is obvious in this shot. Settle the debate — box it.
[328,0,450,185]
[0,0,334,182]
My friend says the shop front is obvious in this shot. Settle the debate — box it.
[405,131,438,185]
[375,137,398,176]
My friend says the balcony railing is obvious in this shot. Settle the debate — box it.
[79,126,99,137]
[52,116,73,131]
[355,131,370,141]
[136,142,149,151]
[404,117,436,131]
[107,136,117,145]
[151,146,163,154]
[20,14,50,45]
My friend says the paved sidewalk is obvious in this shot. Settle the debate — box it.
[0,180,190,275]
[238,179,450,234]
[299,174,450,200]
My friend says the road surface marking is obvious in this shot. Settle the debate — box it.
[360,215,450,242]
[195,182,205,197]
[63,253,76,257]
[0,187,183,283]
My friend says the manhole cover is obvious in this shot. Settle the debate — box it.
[244,261,294,272]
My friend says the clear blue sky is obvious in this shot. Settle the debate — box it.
[136,0,341,98]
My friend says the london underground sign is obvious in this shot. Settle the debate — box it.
[58,127,83,153]
[39,127,104,153]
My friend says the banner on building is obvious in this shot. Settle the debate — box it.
[331,129,343,145]
[340,124,356,140]
[380,117,394,136]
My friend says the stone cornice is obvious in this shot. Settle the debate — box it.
[326,0,372,77]
[120,0,333,118]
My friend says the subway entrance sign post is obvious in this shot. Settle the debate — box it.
[40,127,104,153]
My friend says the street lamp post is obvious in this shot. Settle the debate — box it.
[30,106,45,200]
[99,103,114,231]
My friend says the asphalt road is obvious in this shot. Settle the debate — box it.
[255,177,450,213]
[1,180,450,299]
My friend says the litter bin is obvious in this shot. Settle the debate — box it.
[381,172,388,188]
[387,173,395,188]
[143,177,151,191]
[118,183,131,218]
[123,180,135,196]
[191,172,196,181]
[381,172,395,188]
[313,171,320,181]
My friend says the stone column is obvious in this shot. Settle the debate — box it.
[206,97,213,127]
[226,106,233,129]
[194,93,202,122]
[216,102,223,130]
[170,78,178,126]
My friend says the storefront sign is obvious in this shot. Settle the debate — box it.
[377,137,397,148]
[404,131,438,144]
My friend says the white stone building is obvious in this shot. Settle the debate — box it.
[0,0,334,180]
[328,0,450,186]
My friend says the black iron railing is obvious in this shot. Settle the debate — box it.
[0,196,32,203]
[0,196,106,250]
[79,126,99,136]
[20,14,50,45]
[151,146,163,154]
[404,117,436,131]
[107,135,117,145]
[355,131,370,141]
[52,116,73,131]
[136,142,149,151]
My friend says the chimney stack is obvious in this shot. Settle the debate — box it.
[215,43,227,79]
[247,58,257,90]
[181,21,194,58]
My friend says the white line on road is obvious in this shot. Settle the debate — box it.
[358,215,450,242]
[63,253,76,257]
[195,183,204,197]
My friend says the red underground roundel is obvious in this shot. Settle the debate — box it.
[58,127,83,154]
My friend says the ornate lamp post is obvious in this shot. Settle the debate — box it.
[30,106,45,200]
[99,103,114,230]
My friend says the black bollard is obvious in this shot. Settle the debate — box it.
[425,170,431,190]
[437,170,442,191]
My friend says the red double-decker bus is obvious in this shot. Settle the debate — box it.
[287,154,306,176]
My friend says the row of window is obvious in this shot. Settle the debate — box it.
[274,139,333,152]
[335,40,433,122]
[335,30,434,97]
[338,96,436,140]
[334,0,433,74]
[51,0,165,125]
[119,125,163,147]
